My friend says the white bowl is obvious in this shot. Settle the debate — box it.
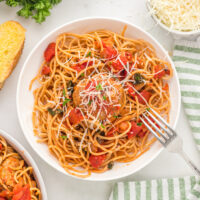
[146,1,200,40]
[0,129,47,199]
[16,17,181,181]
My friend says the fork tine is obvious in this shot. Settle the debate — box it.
[142,114,169,139]
[140,117,166,145]
[148,108,175,134]
[146,111,172,137]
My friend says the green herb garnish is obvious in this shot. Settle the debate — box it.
[56,109,63,114]
[80,73,84,77]
[67,80,74,88]
[134,73,144,84]
[47,108,63,116]
[0,0,62,23]
[108,162,114,169]
[86,51,92,57]
[63,89,66,97]
[96,83,103,91]
[146,107,151,111]
[60,135,68,139]
[103,96,107,100]
[113,115,119,119]
[47,108,56,116]
[88,100,92,106]
[63,98,71,106]
[137,122,142,126]
[101,123,105,129]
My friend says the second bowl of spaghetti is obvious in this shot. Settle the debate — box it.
[17,17,181,181]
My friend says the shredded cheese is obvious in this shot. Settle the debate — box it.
[149,0,200,31]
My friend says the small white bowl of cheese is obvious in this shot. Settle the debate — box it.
[147,0,200,40]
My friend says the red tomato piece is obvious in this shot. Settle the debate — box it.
[71,64,86,72]
[41,66,51,75]
[164,69,170,75]
[72,61,94,72]
[163,83,169,91]
[69,108,84,125]
[119,69,127,80]
[136,90,151,105]
[0,143,2,150]
[101,42,117,60]
[154,65,165,79]
[111,55,128,71]
[107,128,118,137]
[127,85,136,98]
[44,42,56,62]
[127,121,143,139]
[137,131,146,138]
[12,184,31,200]
[0,198,6,200]
[0,191,9,198]
[89,154,106,168]
[85,79,97,90]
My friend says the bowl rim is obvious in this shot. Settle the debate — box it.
[16,16,181,181]
[0,128,48,199]
[146,1,200,37]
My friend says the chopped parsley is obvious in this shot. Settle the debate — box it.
[101,123,105,129]
[113,115,119,119]
[103,95,107,100]
[63,98,71,106]
[60,135,68,139]
[88,100,92,106]
[67,80,74,88]
[108,162,114,169]
[96,83,103,91]
[86,51,92,57]
[47,108,63,116]
[134,73,144,84]
[137,122,142,126]
[63,88,66,97]
[80,73,84,77]
[146,107,151,111]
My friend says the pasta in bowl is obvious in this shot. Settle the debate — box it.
[0,129,47,199]
[17,18,181,180]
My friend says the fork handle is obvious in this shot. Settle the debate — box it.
[178,150,200,176]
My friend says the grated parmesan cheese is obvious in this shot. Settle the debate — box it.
[149,0,200,31]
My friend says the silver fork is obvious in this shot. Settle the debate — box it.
[140,108,200,176]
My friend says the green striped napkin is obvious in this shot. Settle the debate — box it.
[109,176,200,200]
[109,39,200,200]
[173,39,200,149]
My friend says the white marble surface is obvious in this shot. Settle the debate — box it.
[0,0,200,199]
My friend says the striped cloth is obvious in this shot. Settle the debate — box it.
[109,176,200,200]
[173,39,200,150]
[109,39,200,200]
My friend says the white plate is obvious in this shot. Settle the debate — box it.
[16,17,181,181]
[0,129,47,199]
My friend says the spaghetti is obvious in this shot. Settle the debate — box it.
[0,136,41,199]
[30,27,172,178]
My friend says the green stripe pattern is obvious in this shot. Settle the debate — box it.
[173,41,200,141]
[110,41,200,200]
[110,176,200,200]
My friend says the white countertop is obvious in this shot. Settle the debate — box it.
[1,0,200,199]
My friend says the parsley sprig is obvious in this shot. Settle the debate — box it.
[96,83,103,91]
[62,88,71,106]
[0,0,62,23]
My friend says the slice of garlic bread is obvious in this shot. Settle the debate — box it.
[0,21,26,89]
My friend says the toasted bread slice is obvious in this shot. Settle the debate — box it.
[0,21,26,89]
